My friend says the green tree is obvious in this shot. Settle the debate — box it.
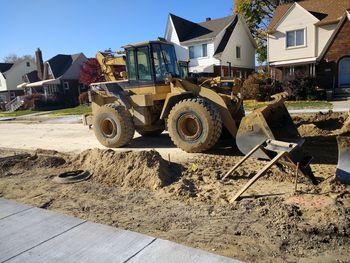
[234,0,298,64]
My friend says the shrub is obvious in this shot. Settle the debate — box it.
[79,92,89,105]
[33,98,64,110]
[283,77,325,100]
[242,73,282,101]
[22,93,67,110]
[22,94,45,110]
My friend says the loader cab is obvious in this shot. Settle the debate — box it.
[123,41,180,86]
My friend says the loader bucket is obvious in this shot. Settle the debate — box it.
[235,93,317,184]
[336,136,350,184]
[236,94,301,159]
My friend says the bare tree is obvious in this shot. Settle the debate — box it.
[2,53,34,63]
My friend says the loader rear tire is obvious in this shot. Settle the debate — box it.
[167,98,222,153]
[93,104,135,148]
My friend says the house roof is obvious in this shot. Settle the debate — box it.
[25,70,40,83]
[170,13,236,43]
[0,63,14,73]
[47,53,83,78]
[268,0,350,31]
[214,15,239,56]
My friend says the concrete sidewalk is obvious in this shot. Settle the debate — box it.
[0,198,242,263]
[330,100,350,112]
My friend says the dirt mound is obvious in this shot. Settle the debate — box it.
[68,149,180,189]
[293,112,349,137]
[293,111,347,126]
[1,146,350,262]
[298,124,331,137]
[291,111,350,138]
[0,153,66,176]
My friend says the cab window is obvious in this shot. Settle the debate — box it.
[161,44,179,77]
[126,50,136,81]
[152,44,167,81]
[137,47,152,81]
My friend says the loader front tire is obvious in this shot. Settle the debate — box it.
[167,98,222,153]
[93,104,135,148]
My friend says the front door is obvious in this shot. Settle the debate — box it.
[339,57,350,88]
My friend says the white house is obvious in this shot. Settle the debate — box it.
[165,13,256,78]
[0,60,36,104]
[268,0,350,97]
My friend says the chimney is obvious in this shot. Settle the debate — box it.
[206,17,211,21]
[35,48,44,80]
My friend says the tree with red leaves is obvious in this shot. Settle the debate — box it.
[79,58,105,86]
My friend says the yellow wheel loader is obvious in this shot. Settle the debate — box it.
[85,39,316,182]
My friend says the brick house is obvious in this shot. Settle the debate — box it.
[317,13,350,96]
[268,0,350,98]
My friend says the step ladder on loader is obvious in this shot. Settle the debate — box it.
[222,139,318,202]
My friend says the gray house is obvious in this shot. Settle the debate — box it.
[19,49,87,107]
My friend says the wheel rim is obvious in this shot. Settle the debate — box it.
[177,113,202,141]
[101,118,117,138]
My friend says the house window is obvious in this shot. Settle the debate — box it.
[64,82,70,90]
[236,46,241,59]
[283,65,309,79]
[286,29,305,48]
[189,44,207,59]
[26,62,30,67]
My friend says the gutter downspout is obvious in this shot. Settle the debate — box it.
[267,34,273,79]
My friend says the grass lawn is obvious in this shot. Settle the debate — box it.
[0,105,92,118]
[47,105,92,116]
[0,110,39,117]
[244,100,332,111]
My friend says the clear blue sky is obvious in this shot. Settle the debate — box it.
[0,0,234,61]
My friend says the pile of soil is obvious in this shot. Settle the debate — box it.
[1,147,350,262]
[0,152,66,176]
[293,111,349,137]
[298,123,330,137]
[68,149,180,189]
